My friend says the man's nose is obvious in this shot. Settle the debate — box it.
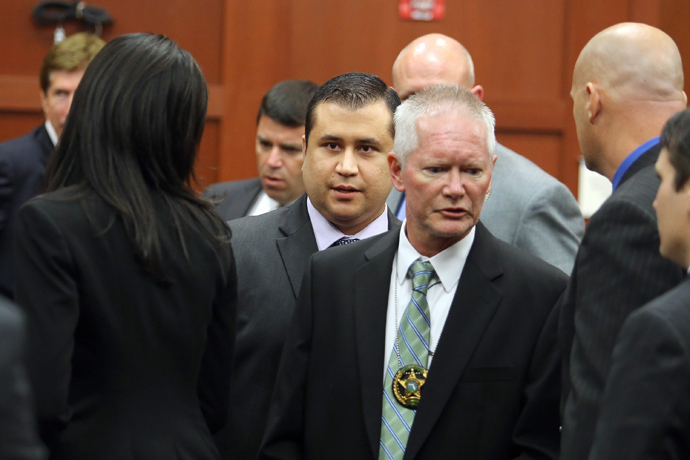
[335,149,358,176]
[266,147,283,168]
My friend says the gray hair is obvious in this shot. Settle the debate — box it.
[393,84,496,169]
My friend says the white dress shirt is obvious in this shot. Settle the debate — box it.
[383,222,475,379]
[306,198,389,251]
[44,120,58,146]
[247,190,280,216]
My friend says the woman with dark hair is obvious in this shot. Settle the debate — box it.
[14,33,236,459]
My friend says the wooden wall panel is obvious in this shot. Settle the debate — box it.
[2,0,687,198]
[219,0,291,181]
[497,133,562,178]
[197,121,221,187]
[659,0,690,96]
[0,0,224,192]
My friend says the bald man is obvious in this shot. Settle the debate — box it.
[560,23,687,460]
[388,33,584,274]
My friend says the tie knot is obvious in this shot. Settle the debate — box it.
[331,237,360,247]
[408,260,434,294]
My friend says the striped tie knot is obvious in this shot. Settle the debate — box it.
[408,260,434,295]
[331,237,360,247]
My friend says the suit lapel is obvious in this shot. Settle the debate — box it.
[237,178,264,217]
[386,189,404,215]
[276,194,318,297]
[35,125,54,167]
[354,231,399,457]
[405,224,504,459]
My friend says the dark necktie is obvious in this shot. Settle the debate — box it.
[330,237,360,247]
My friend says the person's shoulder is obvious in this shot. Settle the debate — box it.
[0,127,37,149]
[494,143,571,193]
[203,177,261,198]
[19,187,98,228]
[228,203,293,243]
[613,163,659,202]
[591,164,658,226]
[486,228,569,282]
[309,230,397,278]
[627,279,690,334]
[0,126,45,160]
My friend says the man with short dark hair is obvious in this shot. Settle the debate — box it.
[213,73,401,460]
[204,80,318,220]
[258,85,565,460]
[588,107,690,460]
[560,23,687,460]
[0,32,104,299]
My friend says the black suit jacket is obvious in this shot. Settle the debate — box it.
[0,296,45,460]
[589,277,690,460]
[14,189,237,460]
[259,223,567,460]
[203,177,263,221]
[214,194,400,460]
[0,125,53,299]
[559,143,686,460]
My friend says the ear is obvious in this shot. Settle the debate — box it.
[585,83,601,124]
[470,85,484,102]
[300,135,308,172]
[388,152,405,192]
[485,154,497,201]
[683,90,688,107]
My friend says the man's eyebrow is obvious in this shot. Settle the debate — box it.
[279,142,302,148]
[319,135,344,142]
[356,138,382,146]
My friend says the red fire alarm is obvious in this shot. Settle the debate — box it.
[399,0,446,21]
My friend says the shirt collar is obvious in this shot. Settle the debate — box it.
[44,120,58,146]
[396,222,475,292]
[306,197,389,251]
[612,137,660,191]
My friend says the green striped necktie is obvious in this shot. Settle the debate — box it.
[379,259,434,460]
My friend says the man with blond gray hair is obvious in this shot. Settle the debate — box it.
[388,33,584,274]
[0,32,104,299]
[560,23,687,460]
[258,84,566,460]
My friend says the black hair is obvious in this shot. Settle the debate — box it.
[256,80,319,127]
[304,72,401,145]
[661,108,690,191]
[46,33,231,280]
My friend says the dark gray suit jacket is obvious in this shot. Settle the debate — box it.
[0,125,53,299]
[214,194,400,460]
[589,277,690,460]
[203,177,263,221]
[559,144,686,460]
[258,223,567,460]
[387,143,584,274]
[0,296,45,460]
